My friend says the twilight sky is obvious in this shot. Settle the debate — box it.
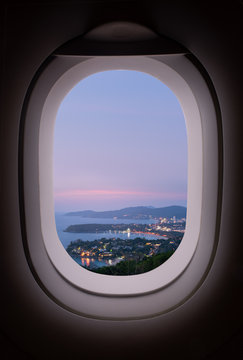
[54,70,187,212]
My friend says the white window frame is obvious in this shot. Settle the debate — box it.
[22,55,219,319]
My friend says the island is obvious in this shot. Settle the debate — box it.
[64,220,185,238]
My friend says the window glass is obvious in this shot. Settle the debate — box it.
[54,70,187,275]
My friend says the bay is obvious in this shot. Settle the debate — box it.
[55,212,158,249]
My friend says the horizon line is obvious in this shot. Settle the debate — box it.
[55,204,187,213]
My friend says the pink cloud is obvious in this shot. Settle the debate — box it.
[54,189,186,200]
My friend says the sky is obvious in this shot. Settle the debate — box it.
[54,70,187,212]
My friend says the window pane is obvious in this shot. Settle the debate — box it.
[54,70,187,275]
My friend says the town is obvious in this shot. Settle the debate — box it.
[66,216,186,273]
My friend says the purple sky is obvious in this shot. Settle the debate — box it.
[54,70,187,212]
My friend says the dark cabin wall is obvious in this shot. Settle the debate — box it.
[0,1,242,359]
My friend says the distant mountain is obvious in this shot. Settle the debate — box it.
[65,206,186,219]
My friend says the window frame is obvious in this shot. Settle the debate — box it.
[21,54,220,319]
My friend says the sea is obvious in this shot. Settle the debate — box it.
[55,212,159,249]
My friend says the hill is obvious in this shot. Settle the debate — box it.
[65,205,186,219]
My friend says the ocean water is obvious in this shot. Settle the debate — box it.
[55,212,158,249]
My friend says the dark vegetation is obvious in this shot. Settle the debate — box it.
[89,250,174,275]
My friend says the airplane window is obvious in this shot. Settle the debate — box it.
[17,20,221,321]
[23,53,218,306]
[54,70,187,276]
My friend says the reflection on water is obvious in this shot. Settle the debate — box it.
[72,255,108,268]
[82,257,98,267]
[81,258,91,267]
[73,255,122,269]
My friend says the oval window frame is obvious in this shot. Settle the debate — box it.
[21,54,220,319]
